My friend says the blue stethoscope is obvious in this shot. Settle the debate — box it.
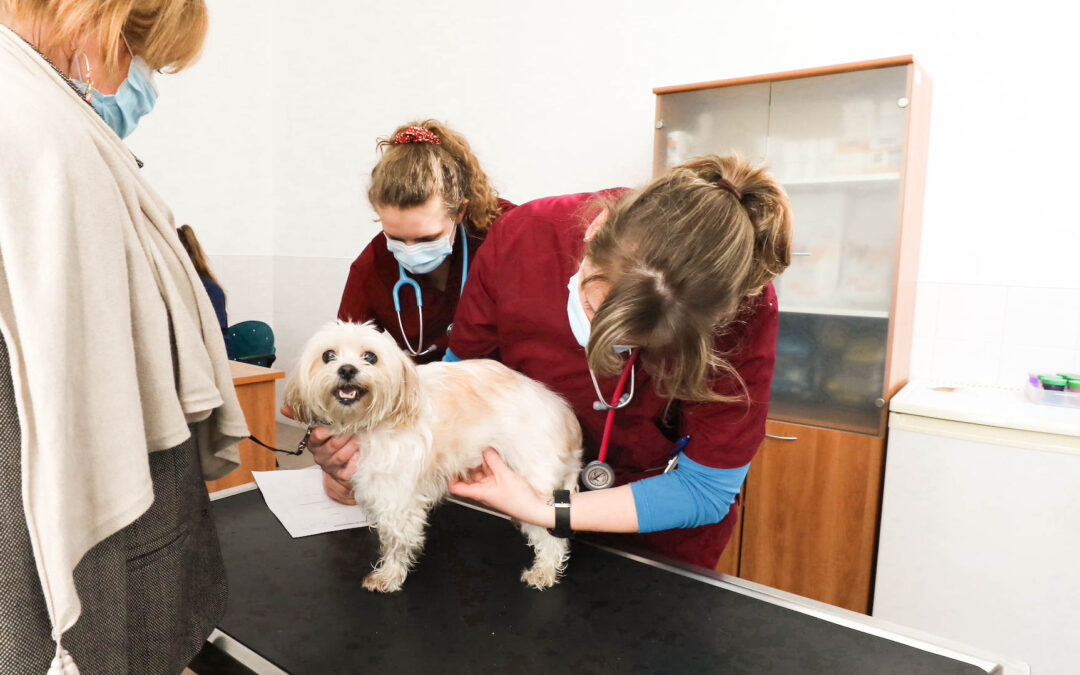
[392,223,469,357]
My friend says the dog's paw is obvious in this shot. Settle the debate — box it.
[521,564,560,590]
[363,565,407,593]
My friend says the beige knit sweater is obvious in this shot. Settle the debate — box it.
[0,24,248,673]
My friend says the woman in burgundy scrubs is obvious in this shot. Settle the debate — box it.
[325,120,512,503]
[337,120,514,364]
[315,155,792,569]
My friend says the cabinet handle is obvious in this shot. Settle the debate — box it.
[766,434,798,442]
[792,252,811,257]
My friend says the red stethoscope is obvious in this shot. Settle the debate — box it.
[580,349,640,490]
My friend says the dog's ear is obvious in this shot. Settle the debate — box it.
[283,372,314,426]
[387,353,422,428]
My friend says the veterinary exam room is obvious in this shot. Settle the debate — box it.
[1,0,1077,673]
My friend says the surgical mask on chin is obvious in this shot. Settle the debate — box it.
[567,268,636,355]
[80,56,159,139]
[386,233,454,275]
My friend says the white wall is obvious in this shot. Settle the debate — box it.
[130,0,276,324]
[130,0,1080,401]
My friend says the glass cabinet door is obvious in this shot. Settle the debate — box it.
[654,83,771,177]
[768,67,907,318]
[654,65,912,434]
[767,66,908,433]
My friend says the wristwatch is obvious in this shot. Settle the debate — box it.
[550,489,572,538]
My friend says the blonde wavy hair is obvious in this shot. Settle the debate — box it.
[368,120,502,235]
[584,155,793,403]
[2,0,208,76]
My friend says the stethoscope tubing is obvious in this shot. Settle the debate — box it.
[597,350,640,464]
[391,223,469,356]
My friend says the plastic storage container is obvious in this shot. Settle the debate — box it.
[1024,374,1080,408]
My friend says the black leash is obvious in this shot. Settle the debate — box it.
[247,424,318,456]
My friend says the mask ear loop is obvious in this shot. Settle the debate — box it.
[72,51,93,102]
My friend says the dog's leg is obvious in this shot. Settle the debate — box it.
[518,523,569,590]
[363,507,427,593]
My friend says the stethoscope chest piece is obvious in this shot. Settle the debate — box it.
[581,460,616,491]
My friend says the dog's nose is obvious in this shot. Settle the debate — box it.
[337,364,358,381]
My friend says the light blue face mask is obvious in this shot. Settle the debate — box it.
[567,266,635,354]
[566,269,592,349]
[77,56,158,139]
[385,231,454,275]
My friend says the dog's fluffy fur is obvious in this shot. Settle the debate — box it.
[284,321,583,592]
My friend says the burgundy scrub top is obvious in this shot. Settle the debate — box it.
[338,200,516,364]
[448,190,779,569]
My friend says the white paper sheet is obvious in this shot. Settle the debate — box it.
[252,466,372,538]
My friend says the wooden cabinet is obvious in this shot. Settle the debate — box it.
[206,362,284,493]
[714,497,743,577]
[740,421,884,612]
[652,57,932,612]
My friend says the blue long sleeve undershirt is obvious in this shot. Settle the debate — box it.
[630,453,750,533]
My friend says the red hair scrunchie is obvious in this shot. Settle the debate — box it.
[392,126,441,145]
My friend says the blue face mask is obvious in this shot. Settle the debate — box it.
[81,56,158,139]
[385,232,454,275]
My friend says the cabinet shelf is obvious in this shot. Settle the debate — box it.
[779,305,889,319]
[780,173,901,187]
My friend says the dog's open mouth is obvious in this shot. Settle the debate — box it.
[335,384,367,406]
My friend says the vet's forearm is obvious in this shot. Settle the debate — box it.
[527,485,640,533]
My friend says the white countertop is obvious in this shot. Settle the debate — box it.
[890,380,1080,439]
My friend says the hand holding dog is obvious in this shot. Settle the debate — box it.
[281,404,360,505]
[454,448,643,534]
[450,449,552,528]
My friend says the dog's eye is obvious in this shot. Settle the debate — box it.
[322,350,336,364]
[363,351,378,365]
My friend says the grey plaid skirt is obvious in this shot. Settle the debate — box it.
[0,336,227,674]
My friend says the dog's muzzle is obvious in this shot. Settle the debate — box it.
[334,383,367,406]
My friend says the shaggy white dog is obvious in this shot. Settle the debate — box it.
[284,321,583,593]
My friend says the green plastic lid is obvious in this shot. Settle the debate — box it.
[1057,373,1080,380]
[1038,375,1068,387]
[1067,380,1080,390]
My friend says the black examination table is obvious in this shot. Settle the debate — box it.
[208,489,1020,674]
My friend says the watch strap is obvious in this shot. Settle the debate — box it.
[551,489,571,538]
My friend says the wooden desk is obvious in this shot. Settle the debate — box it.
[206,361,285,493]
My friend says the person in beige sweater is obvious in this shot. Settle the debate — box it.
[0,2,247,672]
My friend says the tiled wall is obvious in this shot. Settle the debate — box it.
[910,283,1080,388]
[270,255,354,380]
[211,254,352,417]
[211,255,275,326]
